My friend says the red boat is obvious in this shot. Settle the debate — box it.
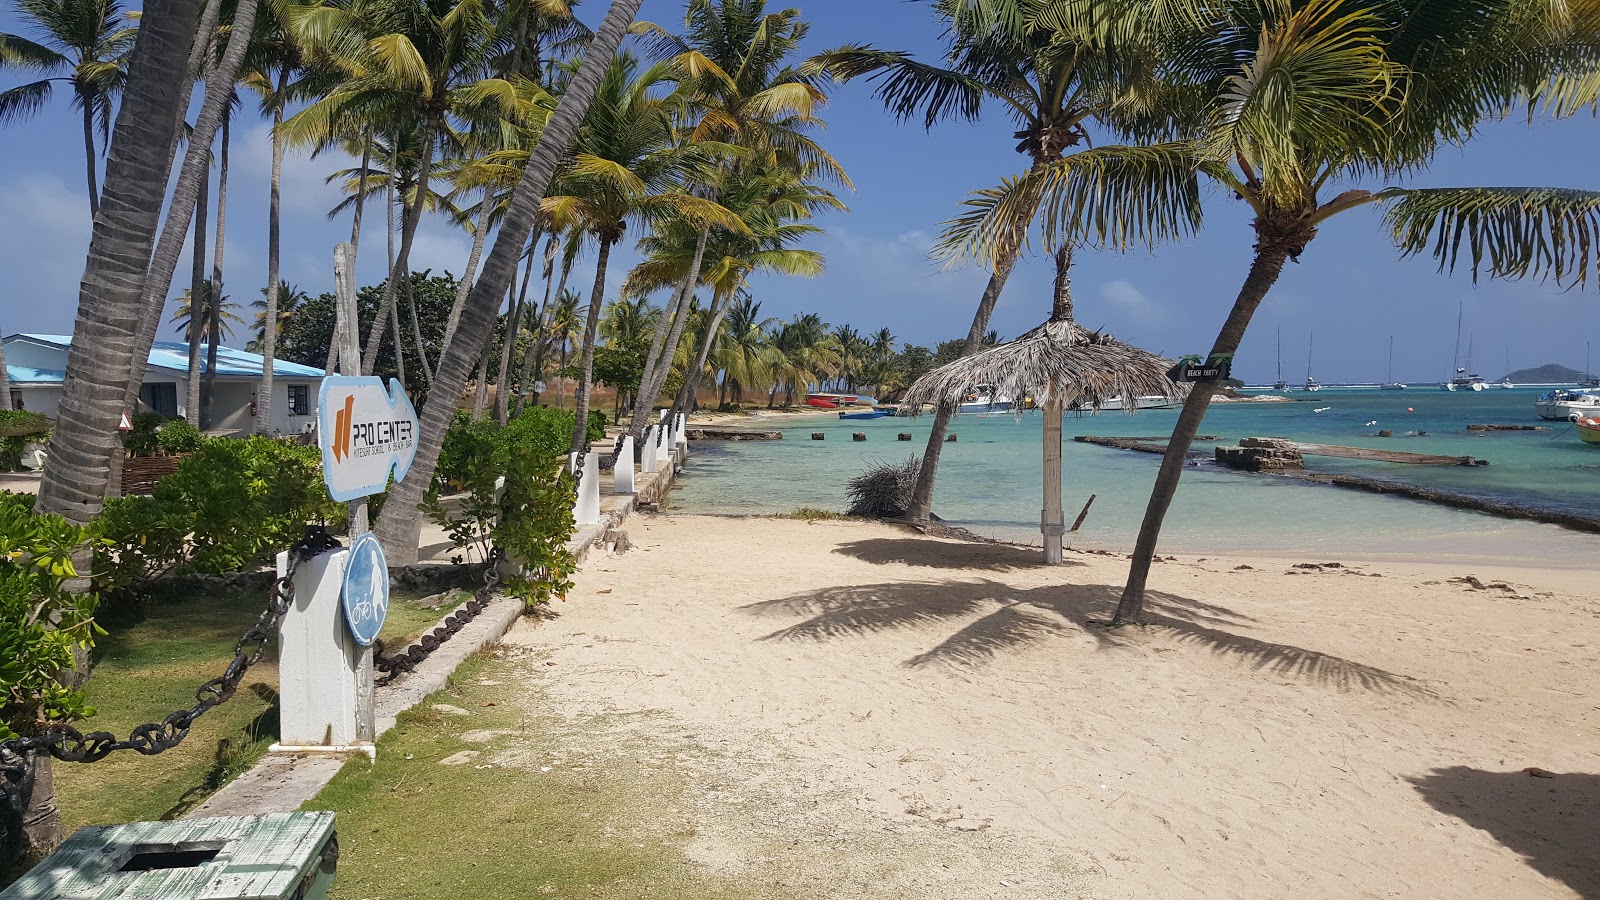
[805,397,838,409]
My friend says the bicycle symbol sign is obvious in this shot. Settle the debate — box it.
[341,532,389,646]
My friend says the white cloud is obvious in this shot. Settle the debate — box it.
[0,172,92,333]
[1097,279,1163,325]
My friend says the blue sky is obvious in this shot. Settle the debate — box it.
[2,0,1598,384]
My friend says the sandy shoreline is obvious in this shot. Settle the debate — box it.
[504,513,1599,898]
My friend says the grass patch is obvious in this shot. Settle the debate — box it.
[777,507,851,521]
[306,652,750,900]
[53,573,478,833]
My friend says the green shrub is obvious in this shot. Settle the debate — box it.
[156,418,203,454]
[587,409,608,444]
[0,410,51,472]
[120,412,168,458]
[0,491,102,740]
[93,496,193,598]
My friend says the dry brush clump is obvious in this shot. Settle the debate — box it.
[846,456,922,518]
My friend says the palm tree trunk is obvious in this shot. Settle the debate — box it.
[438,195,494,365]
[329,132,372,373]
[513,236,560,418]
[905,245,1024,523]
[494,241,534,423]
[255,67,288,434]
[669,287,730,423]
[212,112,229,301]
[569,236,612,454]
[470,318,495,421]
[389,277,407,388]
[625,223,707,458]
[406,272,432,385]
[364,124,435,374]
[82,102,100,218]
[117,0,258,431]
[527,249,573,408]
[185,157,209,426]
[0,323,11,410]
[28,0,204,857]
[1112,245,1291,623]
[372,0,647,564]
[201,286,221,429]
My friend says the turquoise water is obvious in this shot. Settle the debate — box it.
[669,388,1600,564]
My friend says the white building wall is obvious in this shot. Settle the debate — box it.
[13,385,61,418]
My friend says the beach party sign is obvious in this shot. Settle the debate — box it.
[1169,353,1234,383]
[341,532,389,646]
[317,375,419,501]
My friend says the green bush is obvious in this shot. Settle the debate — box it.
[0,410,51,472]
[120,412,168,458]
[587,409,608,444]
[156,418,203,454]
[0,491,102,740]
[94,436,344,601]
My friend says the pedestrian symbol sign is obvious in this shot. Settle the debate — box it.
[341,532,389,646]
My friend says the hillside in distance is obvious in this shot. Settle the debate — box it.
[1502,363,1589,383]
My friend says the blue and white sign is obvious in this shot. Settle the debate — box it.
[317,376,419,501]
[341,532,390,647]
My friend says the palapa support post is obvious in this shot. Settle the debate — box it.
[272,547,376,758]
[1041,398,1066,564]
[574,451,601,525]
[640,426,660,474]
[614,435,636,494]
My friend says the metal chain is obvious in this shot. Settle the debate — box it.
[0,526,341,782]
[372,549,502,687]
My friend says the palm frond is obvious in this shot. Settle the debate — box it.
[804,44,986,128]
[1382,186,1600,286]
[0,79,54,124]
[0,32,66,71]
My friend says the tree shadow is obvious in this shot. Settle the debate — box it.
[742,580,1429,696]
[830,538,1083,571]
[1410,767,1600,897]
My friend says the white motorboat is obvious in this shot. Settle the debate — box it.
[1535,389,1600,421]
[957,384,1013,414]
[1069,395,1176,412]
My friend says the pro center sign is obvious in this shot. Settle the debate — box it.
[318,376,419,501]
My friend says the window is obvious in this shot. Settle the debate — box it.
[139,383,178,418]
[9,390,21,410]
[288,384,310,416]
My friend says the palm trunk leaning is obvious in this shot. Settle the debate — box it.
[624,223,708,460]
[117,0,258,431]
[28,0,206,858]
[81,100,99,218]
[470,322,495,421]
[1112,244,1291,624]
[513,235,560,418]
[569,236,613,454]
[668,286,730,423]
[406,274,432,385]
[904,247,1023,523]
[256,68,288,433]
[185,158,209,426]
[373,0,648,564]
[363,127,435,375]
[495,239,538,422]
[438,195,494,366]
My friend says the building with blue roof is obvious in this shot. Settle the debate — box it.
[4,334,326,436]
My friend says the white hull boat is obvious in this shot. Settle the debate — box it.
[1069,395,1176,412]
[957,383,1013,414]
[1535,390,1600,421]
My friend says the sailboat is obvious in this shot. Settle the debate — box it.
[1381,336,1406,390]
[1499,347,1514,388]
[1581,342,1599,388]
[1304,333,1321,392]
[1440,302,1486,391]
[1274,327,1288,391]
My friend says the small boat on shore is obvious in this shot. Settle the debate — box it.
[805,397,838,409]
[958,384,1014,413]
[838,409,888,420]
[1069,395,1176,412]
[1535,389,1600,421]
[1578,418,1600,444]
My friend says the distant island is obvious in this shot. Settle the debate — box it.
[1501,363,1592,383]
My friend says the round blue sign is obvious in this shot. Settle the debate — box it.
[341,532,390,647]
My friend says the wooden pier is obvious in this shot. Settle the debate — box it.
[685,428,782,441]
[1291,442,1487,467]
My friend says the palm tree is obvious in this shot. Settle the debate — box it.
[544,288,583,407]
[283,0,541,377]
[170,284,243,342]
[810,0,1193,524]
[540,52,737,454]
[870,326,895,365]
[249,282,308,352]
[0,0,136,216]
[29,0,205,855]
[710,293,775,404]
[947,0,1600,622]
[373,0,656,563]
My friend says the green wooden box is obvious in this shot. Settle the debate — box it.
[0,812,337,900]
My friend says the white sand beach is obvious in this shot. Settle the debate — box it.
[504,514,1599,899]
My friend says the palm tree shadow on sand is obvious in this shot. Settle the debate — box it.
[1410,767,1600,897]
[830,538,1085,571]
[740,580,1430,696]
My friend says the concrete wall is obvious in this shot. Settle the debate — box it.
[12,385,60,417]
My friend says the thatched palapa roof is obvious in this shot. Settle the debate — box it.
[902,319,1186,414]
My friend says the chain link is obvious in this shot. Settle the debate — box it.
[372,549,502,686]
[0,526,341,783]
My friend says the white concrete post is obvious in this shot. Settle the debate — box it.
[613,436,636,494]
[674,413,688,455]
[654,417,671,466]
[640,426,659,474]
[272,548,375,757]
[574,451,602,525]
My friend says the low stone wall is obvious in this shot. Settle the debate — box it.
[1215,438,1305,472]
